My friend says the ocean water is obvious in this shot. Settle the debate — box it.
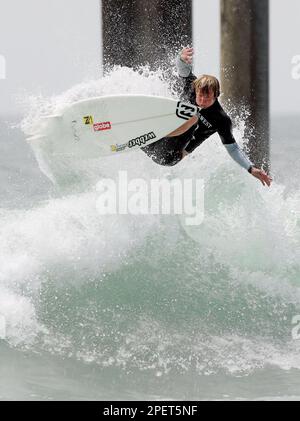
[0,68,300,401]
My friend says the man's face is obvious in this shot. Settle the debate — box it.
[196,89,216,109]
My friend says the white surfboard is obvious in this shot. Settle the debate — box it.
[27,95,198,159]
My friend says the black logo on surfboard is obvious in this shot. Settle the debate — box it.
[176,102,198,120]
[128,132,156,148]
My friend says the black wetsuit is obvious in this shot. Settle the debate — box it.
[142,72,247,168]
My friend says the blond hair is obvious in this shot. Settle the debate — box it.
[193,75,220,98]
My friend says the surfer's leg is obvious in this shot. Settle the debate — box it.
[141,123,197,166]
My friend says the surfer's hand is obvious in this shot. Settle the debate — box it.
[250,167,272,187]
[181,47,194,64]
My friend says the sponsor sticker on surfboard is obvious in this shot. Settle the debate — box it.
[93,122,112,132]
[83,115,94,125]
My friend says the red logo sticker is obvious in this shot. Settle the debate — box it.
[93,122,112,132]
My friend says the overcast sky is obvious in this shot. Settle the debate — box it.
[0,0,299,116]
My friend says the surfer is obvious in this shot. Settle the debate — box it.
[142,47,272,187]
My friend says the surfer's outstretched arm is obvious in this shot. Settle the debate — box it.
[248,166,272,187]
[223,143,272,187]
[176,47,194,73]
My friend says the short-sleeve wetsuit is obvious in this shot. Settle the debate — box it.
[141,56,254,172]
